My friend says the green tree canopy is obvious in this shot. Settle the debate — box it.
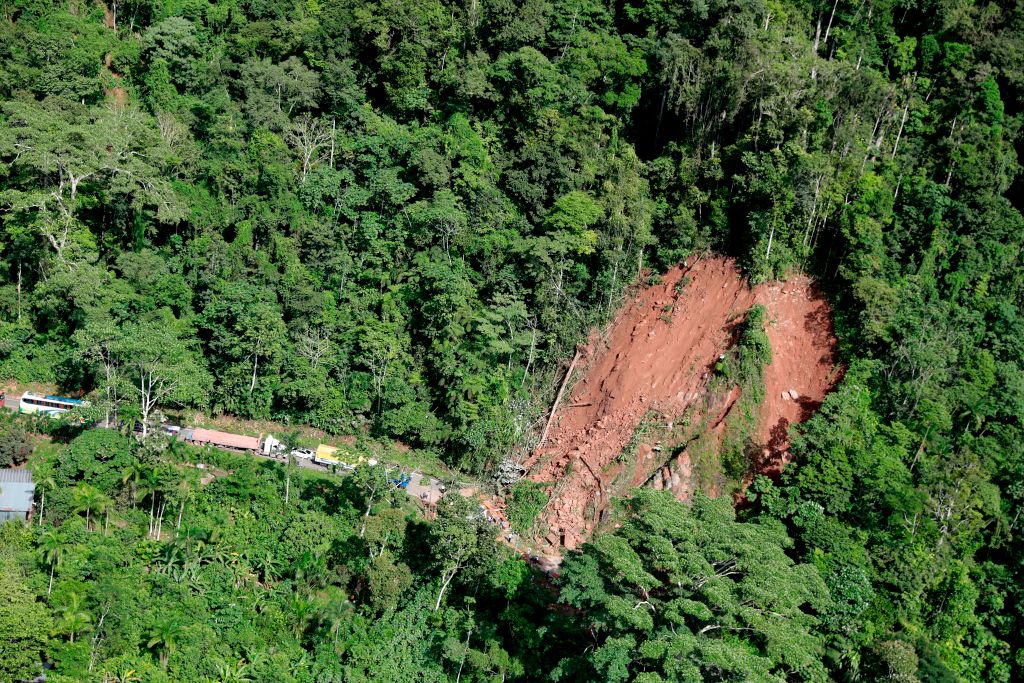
[556,491,831,682]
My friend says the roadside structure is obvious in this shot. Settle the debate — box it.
[0,468,35,522]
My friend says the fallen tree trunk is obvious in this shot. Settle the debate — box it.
[538,348,582,448]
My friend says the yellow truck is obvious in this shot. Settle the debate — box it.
[313,444,372,470]
[313,444,341,466]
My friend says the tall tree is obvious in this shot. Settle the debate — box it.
[429,494,488,611]
[555,491,831,682]
[116,317,211,436]
[0,558,51,681]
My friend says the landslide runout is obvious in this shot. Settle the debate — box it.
[525,256,839,552]
[525,256,755,550]
[753,276,841,476]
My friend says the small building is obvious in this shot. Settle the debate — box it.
[0,468,35,522]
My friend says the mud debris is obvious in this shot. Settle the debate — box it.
[521,256,840,553]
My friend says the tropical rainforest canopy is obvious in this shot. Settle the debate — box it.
[0,0,1022,679]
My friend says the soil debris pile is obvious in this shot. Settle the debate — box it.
[753,276,842,477]
[523,256,838,552]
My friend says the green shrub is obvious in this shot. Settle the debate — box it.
[0,425,33,467]
[505,480,549,536]
[717,305,772,480]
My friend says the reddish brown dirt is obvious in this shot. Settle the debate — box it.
[523,256,839,552]
[750,277,842,478]
[98,0,115,29]
[103,52,128,109]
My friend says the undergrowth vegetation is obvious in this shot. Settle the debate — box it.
[504,480,549,537]
[717,305,772,479]
[0,0,1022,677]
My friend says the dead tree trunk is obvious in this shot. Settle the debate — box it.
[538,348,582,448]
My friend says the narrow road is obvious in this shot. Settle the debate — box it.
[2,393,451,508]
[2,392,548,565]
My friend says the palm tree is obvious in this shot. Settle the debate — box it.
[318,594,353,646]
[58,591,92,643]
[101,665,141,683]
[215,659,253,683]
[147,616,184,669]
[245,549,281,584]
[35,472,57,526]
[121,459,149,509]
[288,593,313,638]
[99,491,113,535]
[71,483,110,531]
[293,550,327,588]
[227,554,258,589]
[156,542,185,577]
[198,542,230,568]
[38,529,63,595]
[174,476,193,530]
[243,649,270,678]
[138,467,164,539]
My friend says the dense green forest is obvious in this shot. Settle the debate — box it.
[1,0,1023,679]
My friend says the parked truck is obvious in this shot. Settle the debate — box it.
[313,444,342,467]
[177,427,295,456]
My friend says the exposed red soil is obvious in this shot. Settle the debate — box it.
[522,256,839,552]
[750,277,842,479]
[98,0,115,29]
[104,52,128,109]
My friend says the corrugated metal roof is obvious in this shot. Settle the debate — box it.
[0,468,34,483]
[0,468,34,513]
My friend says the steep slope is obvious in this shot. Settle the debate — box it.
[753,277,842,477]
[523,256,839,551]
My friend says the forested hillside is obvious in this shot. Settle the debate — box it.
[1,0,1023,679]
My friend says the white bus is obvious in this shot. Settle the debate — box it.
[19,392,88,416]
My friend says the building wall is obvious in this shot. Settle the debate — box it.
[0,481,35,513]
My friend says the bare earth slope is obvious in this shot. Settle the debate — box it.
[523,256,838,551]
[755,276,843,476]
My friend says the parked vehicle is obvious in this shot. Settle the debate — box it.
[19,391,89,416]
[313,444,342,466]
[179,427,261,453]
[291,448,315,460]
